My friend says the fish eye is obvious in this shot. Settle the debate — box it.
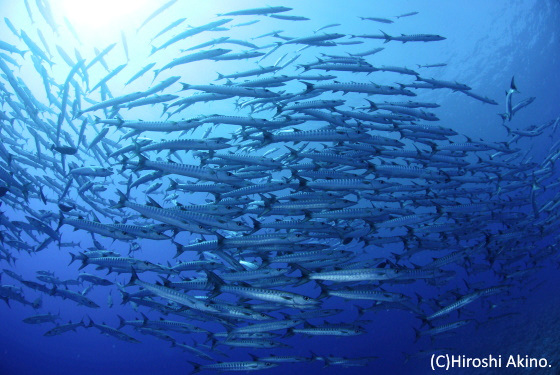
[303,296,310,300]
[236,222,242,226]
[226,172,233,176]
[226,206,232,209]
[295,234,302,238]
[260,313,267,318]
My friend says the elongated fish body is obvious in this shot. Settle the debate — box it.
[217,66,281,80]
[181,83,280,98]
[231,319,304,335]
[189,361,278,374]
[44,320,85,336]
[127,271,219,313]
[290,325,365,336]
[154,48,231,77]
[125,63,156,86]
[137,0,178,33]
[503,76,519,121]
[153,19,233,53]
[380,30,446,43]
[0,40,26,57]
[140,138,229,153]
[218,6,292,16]
[60,217,135,240]
[303,81,416,96]
[115,195,216,235]
[310,268,400,282]
[207,271,318,308]
[68,166,112,177]
[23,313,60,324]
[220,338,289,348]
[129,156,245,185]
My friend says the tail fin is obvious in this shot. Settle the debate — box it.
[188,361,201,375]
[57,212,64,231]
[248,217,261,234]
[301,81,314,94]
[112,190,127,209]
[412,327,422,343]
[204,270,224,298]
[117,315,127,329]
[510,76,519,93]
[77,252,88,270]
[120,291,131,304]
[172,241,185,259]
[167,179,178,192]
[379,30,391,43]
[365,99,378,111]
[126,268,139,287]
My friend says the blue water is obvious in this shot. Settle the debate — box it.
[0,1,559,374]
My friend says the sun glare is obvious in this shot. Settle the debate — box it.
[61,0,150,32]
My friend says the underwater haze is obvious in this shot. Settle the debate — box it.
[0,1,560,374]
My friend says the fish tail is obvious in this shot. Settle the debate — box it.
[380,29,391,43]
[187,361,201,375]
[412,327,421,343]
[77,252,89,270]
[67,252,76,266]
[301,81,314,94]
[204,270,224,297]
[112,189,127,209]
[248,217,261,234]
[117,315,126,329]
[172,240,185,259]
[283,328,295,338]
[166,179,178,192]
[365,99,377,111]
[510,76,519,93]
[126,268,139,287]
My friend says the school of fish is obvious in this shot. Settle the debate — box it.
[1,1,560,373]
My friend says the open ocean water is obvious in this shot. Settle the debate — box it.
[0,1,559,374]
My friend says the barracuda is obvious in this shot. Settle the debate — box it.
[125,155,245,185]
[206,271,319,308]
[127,269,220,313]
[113,191,218,235]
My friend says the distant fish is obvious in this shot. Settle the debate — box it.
[379,30,446,43]
[151,17,187,42]
[417,63,447,68]
[501,76,520,121]
[396,11,419,18]
[359,17,394,23]
[218,6,292,16]
[120,30,129,61]
[136,0,178,33]
[269,14,310,21]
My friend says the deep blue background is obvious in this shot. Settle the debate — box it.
[0,1,559,374]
